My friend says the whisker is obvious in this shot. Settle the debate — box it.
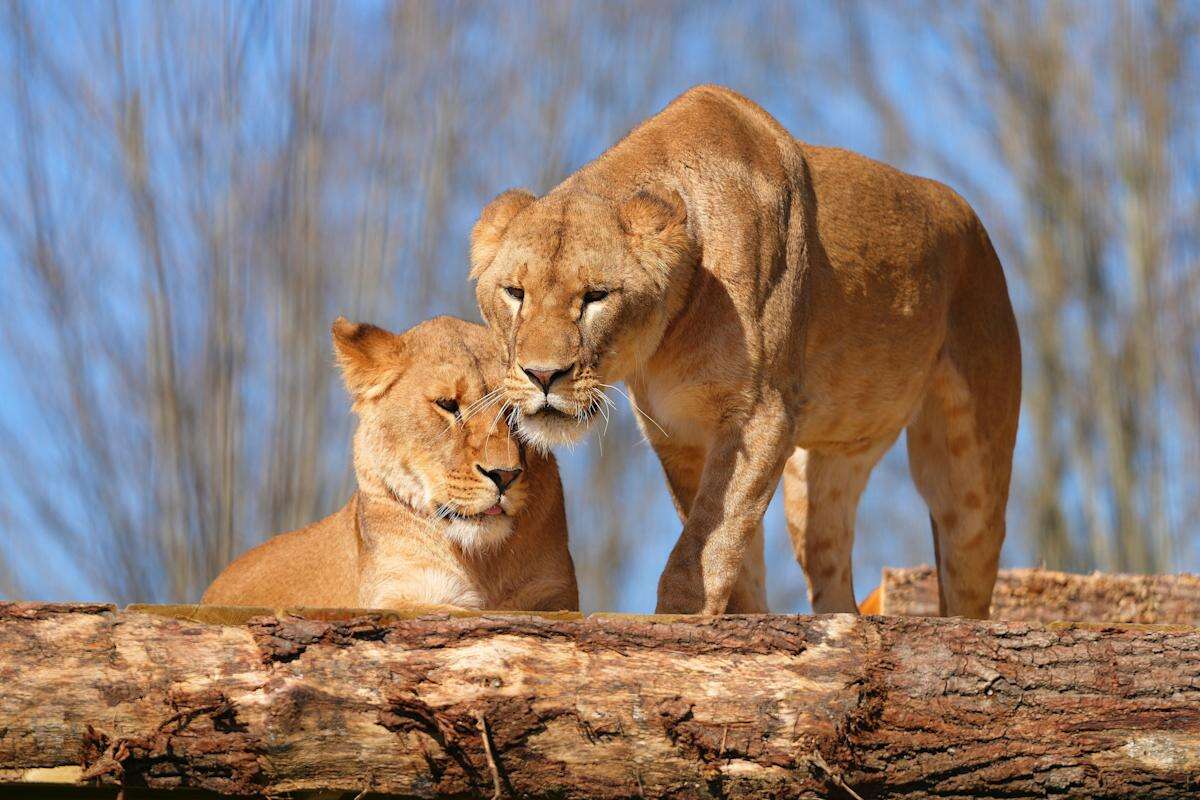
[433,388,506,442]
[574,387,609,457]
[598,382,669,438]
[595,395,611,427]
[594,393,612,447]
[483,399,512,452]
[590,388,612,435]
[464,387,500,414]
[461,388,505,424]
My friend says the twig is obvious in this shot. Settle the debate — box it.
[807,749,865,800]
[476,710,504,800]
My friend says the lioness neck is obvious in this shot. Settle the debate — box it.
[352,490,486,610]
[353,489,454,560]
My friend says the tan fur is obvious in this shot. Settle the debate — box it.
[470,85,1019,618]
[202,316,578,612]
[859,586,882,616]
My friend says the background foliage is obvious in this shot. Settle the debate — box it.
[1,1,1197,611]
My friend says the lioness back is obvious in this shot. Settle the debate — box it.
[201,505,360,608]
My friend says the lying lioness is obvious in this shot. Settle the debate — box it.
[469,85,1019,617]
[202,316,578,612]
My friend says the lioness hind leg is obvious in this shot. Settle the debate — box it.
[905,351,1018,619]
[783,438,893,614]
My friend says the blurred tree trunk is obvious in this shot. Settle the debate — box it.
[0,0,689,607]
[0,0,1196,610]
[838,0,1198,575]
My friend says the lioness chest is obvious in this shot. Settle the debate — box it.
[632,339,743,448]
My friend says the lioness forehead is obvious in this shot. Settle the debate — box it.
[401,317,499,382]
[500,195,628,287]
[405,316,487,354]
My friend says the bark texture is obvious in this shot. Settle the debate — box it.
[879,566,1200,624]
[2,602,1199,798]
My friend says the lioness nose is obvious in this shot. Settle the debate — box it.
[478,465,522,494]
[522,364,573,394]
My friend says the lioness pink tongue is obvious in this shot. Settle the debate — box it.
[483,504,503,516]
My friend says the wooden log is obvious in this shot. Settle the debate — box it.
[875,565,1200,623]
[2,602,1200,798]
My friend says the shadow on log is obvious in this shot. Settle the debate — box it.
[1,602,1199,798]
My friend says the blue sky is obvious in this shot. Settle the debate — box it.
[1,1,1192,611]
[0,2,1022,610]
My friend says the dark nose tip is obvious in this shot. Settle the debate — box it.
[521,364,573,394]
[478,465,522,494]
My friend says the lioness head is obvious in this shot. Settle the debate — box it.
[333,315,527,550]
[469,188,695,449]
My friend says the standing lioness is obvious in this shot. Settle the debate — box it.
[470,85,1019,617]
[202,316,578,612]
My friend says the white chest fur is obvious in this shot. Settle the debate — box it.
[358,564,486,610]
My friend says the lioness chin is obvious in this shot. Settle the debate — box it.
[202,316,578,613]
[470,85,1019,618]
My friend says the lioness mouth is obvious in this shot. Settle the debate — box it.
[536,406,579,421]
[446,504,505,521]
[516,398,600,449]
[533,399,600,422]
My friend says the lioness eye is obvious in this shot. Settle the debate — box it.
[504,286,524,301]
[435,398,460,415]
[583,289,609,304]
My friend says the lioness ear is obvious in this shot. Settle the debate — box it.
[619,189,692,274]
[470,188,536,279]
[618,188,687,237]
[332,317,405,401]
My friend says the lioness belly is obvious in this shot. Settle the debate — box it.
[792,287,946,447]
[792,352,936,449]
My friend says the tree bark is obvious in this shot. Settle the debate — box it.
[2,602,1199,798]
[878,566,1200,624]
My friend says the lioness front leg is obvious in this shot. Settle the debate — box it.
[655,408,793,615]
[501,576,580,612]
[650,437,768,613]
